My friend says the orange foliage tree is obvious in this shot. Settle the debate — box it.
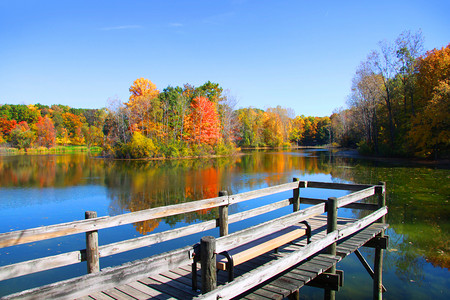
[416,44,450,109]
[35,116,56,148]
[184,96,221,146]
[409,44,450,157]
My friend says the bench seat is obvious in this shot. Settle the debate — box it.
[217,225,307,271]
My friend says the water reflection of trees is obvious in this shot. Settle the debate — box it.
[103,151,332,235]
[331,160,449,274]
[0,154,105,188]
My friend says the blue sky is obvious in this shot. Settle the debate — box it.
[0,0,448,117]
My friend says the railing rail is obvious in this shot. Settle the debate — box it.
[0,180,384,282]
[195,207,388,300]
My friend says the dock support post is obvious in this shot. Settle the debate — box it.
[219,191,229,236]
[85,211,100,273]
[373,182,386,300]
[201,236,216,293]
[292,177,300,212]
[288,290,300,300]
[324,197,337,300]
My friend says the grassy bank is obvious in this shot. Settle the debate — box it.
[0,146,103,155]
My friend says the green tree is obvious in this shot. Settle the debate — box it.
[9,122,36,149]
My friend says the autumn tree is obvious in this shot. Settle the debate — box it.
[236,108,265,147]
[266,106,294,145]
[9,121,35,149]
[290,116,305,145]
[34,116,56,148]
[409,44,450,158]
[262,110,283,147]
[126,78,161,138]
[82,125,104,149]
[409,80,450,158]
[0,117,17,140]
[0,104,40,125]
[62,112,85,145]
[184,96,221,146]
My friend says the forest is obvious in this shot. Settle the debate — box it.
[0,31,448,159]
[0,80,331,159]
[333,31,449,158]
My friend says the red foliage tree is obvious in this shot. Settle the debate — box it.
[184,96,221,146]
[0,117,17,137]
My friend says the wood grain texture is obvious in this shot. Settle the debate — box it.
[0,196,227,248]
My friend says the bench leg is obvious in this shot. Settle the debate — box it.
[192,259,198,291]
[218,251,235,282]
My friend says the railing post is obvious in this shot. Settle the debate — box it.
[373,181,386,300]
[375,181,386,224]
[201,236,216,293]
[85,211,100,273]
[292,177,300,212]
[325,197,337,300]
[218,191,229,236]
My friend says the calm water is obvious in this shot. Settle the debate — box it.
[0,150,448,299]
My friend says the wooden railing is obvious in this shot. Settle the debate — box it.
[0,180,386,300]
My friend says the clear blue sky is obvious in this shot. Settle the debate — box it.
[0,0,448,117]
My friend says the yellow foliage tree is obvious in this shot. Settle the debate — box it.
[126,78,161,138]
[409,80,450,157]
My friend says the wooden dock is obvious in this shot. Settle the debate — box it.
[0,180,388,300]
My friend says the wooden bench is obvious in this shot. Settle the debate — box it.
[192,221,311,289]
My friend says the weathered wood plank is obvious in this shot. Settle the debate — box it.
[215,203,326,254]
[0,196,227,248]
[228,182,299,204]
[217,227,306,270]
[126,281,171,300]
[115,284,153,299]
[261,284,291,298]
[304,181,373,191]
[2,244,194,300]
[86,292,114,300]
[300,197,379,210]
[336,187,375,208]
[243,293,272,300]
[77,296,94,300]
[139,277,192,300]
[102,288,136,300]
[0,250,82,281]
[1,217,218,281]
[269,276,301,293]
[228,199,291,224]
[159,270,192,286]
[251,286,284,299]
[99,218,216,257]
[149,274,198,297]
[338,207,387,238]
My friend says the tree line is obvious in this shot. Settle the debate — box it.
[332,31,449,158]
[0,80,332,158]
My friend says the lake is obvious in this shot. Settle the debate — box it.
[0,150,448,299]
